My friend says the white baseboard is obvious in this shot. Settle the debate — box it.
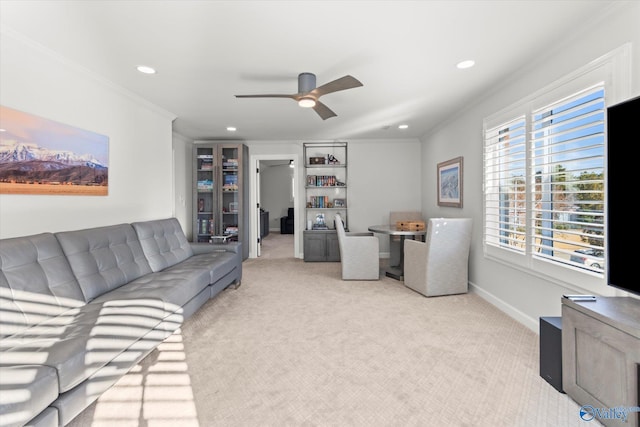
[469,281,539,334]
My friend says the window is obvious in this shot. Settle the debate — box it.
[483,45,630,293]
[530,88,605,270]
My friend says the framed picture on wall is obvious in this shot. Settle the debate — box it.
[0,105,109,196]
[437,156,463,208]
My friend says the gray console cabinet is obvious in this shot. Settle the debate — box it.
[561,296,640,427]
[303,230,340,262]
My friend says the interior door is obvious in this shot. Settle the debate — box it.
[256,160,262,257]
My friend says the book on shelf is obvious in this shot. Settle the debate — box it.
[225,225,238,235]
[223,158,239,168]
[224,174,238,185]
[222,173,238,191]
[197,179,214,190]
[308,195,330,208]
[306,175,337,186]
[199,218,215,235]
[200,158,213,170]
[197,154,214,159]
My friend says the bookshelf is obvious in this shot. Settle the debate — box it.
[303,142,347,262]
[192,142,249,259]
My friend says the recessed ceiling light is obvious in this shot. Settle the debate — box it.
[226,127,237,132]
[0,129,6,132]
[136,65,156,74]
[456,60,475,69]
[398,124,409,129]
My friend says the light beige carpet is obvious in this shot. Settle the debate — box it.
[68,233,597,427]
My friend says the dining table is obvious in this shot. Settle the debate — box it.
[367,224,426,280]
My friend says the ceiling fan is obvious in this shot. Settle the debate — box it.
[235,72,363,120]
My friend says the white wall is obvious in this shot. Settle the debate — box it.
[420,2,640,330]
[0,30,176,238]
[347,139,422,255]
[172,132,193,239]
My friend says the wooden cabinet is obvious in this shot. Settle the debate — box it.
[193,142,249,259]
[561,297,640,427]
[303,230,340,262]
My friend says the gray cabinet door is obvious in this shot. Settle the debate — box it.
[561,297,640,427]
[304,232,327,262]
[304,231,340,262]
[326,232,341,262]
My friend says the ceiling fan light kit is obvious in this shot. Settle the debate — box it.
[298,97,316,108]
[235,72,363,120]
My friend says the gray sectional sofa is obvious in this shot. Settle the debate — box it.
[0,218,242,427]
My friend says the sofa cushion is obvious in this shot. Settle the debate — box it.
[0,365,59,427]
[55,224,152,302]
[179,251,240,284]
[131,218,194,272]
[0,300,168,393]
[0,233,85,339]
[91,266,210,313]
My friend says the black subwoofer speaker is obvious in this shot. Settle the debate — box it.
[540,316,564,393]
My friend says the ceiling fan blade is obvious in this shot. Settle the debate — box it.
[312,101,337,120]
[235,94,296,99]
[311,75,363,97]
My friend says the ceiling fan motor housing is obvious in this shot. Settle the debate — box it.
[298,72,316,93]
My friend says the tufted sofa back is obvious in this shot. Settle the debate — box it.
[55,224,152,302]
[0,233,85,338]
[132,218,194,272]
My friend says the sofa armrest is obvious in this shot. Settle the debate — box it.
[190,242,242,255]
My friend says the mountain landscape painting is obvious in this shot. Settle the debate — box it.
[0,105,108,195]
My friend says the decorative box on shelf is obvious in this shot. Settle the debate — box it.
[309,156,326,165]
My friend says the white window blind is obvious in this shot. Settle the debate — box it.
[484,116,527,253]
[484,86,605,272]
[530,87,605,272]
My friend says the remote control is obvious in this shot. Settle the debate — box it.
[563,294,597,301]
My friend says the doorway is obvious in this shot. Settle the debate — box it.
[249,153,301,258]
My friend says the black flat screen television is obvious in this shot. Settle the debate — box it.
[606,94,640,296]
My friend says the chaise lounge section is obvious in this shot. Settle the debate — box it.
[0,218,241,427]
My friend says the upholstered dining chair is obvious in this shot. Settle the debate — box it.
[335,214,380,280]
[389,211,424,267]
[403,218,472,297]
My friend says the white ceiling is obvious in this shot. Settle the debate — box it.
[0,1,618,142]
